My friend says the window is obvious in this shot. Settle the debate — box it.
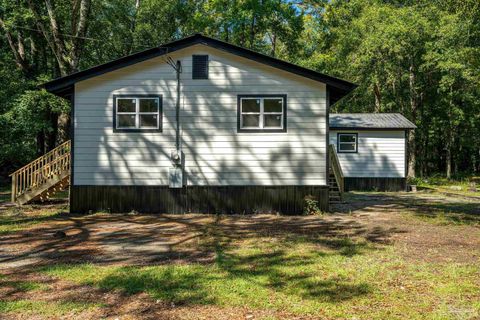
[192,55,209,79]
[337,133,358,153]
[237,95,287,132]
[114,95,162,132]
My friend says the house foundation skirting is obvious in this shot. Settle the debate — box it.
[344,177,406,192]
[70,185,330,214]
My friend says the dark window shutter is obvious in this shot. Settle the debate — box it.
[192,55,209,79]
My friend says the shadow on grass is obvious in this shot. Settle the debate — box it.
[97,266,216,305]
[49,248,372,307]
[0,210,67,228]
[335,192,480,225]
[24,213,388,308]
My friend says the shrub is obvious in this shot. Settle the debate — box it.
[303,195,323,215]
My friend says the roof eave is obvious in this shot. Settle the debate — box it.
[329,126,417,130]
[41,34,357,99]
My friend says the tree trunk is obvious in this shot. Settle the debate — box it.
[127,0,141,54]
[408,130,416,179]
[373,82,381,112]
[70,0,92,71]
[250,14,256,49]
[407,64,417,178]
[446,141,452,179]
[0,18,31,76]
[271,33,277,57]
[36,131,45,156]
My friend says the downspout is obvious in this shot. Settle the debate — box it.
[168,59,183,188]
[175,60,181,151]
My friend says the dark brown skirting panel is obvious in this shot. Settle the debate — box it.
[344,177,406,192]
[70,185,329,214]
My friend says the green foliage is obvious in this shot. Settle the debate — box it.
[0,89,68,170]
[299,0,480,176]
[0,0,479,179]
[303,195,323,215]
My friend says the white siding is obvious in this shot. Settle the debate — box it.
[329,130,406,178]
[74,45,327,186]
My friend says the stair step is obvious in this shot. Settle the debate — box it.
[16,171,70,204]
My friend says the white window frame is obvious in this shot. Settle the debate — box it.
[115,96,161,131]
[337,133,358,153]
[239,96,285,131]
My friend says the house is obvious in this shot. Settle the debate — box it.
[11,34,415,214]
[329,113,416,192]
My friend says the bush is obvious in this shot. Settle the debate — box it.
[303,195,323,215]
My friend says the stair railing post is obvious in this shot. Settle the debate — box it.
[11,173,16,203]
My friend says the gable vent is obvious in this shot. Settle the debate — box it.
[192,55,209,79]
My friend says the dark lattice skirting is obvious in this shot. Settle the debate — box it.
[70,185,330,214]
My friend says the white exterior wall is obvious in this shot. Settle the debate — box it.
[329,130,406,178]
[74,45,328,186]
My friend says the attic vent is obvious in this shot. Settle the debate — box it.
[192,55,209,79]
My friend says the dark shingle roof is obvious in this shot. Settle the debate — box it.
[42,34,356,103]
[329,113,416,129]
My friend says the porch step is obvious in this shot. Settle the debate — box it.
[328,173,343,204]
[16,171,70,204]
[10,140,71,205]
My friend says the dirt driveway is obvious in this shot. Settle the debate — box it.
[1,191,478,270]
[0,191,478,319]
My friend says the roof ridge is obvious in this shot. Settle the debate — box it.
[41,33,356,104]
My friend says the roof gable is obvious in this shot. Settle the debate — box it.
[42,34,356,103]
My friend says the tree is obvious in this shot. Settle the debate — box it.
[0,0,479,179]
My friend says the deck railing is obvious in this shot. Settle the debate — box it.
[10,140,71,202]
[329,144,344,194]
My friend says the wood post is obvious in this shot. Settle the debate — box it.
[11,174,16,203]
[9,140,71,204]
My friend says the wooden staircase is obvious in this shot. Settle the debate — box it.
[328,144,344,204]
[10,140,71,204]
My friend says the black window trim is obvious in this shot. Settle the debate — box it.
[192,54,209,79]
[337,132,358,153]
[237,94,287,133]
[113,94,163,133]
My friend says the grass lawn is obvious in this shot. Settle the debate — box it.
[0,191,479,319]
[0,184,68,235]
[412,175,480,198]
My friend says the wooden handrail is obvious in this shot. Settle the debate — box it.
[10,140,71,203]
[329,144,344,194]
[9,140,71,176]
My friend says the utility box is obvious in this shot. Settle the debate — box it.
[169,167,183,188]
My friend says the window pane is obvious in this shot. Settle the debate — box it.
[264,114,282,128]
[117,114,136,128]
[264,98,283,112]
[242,99,260,112]
[339,143,356,151]
[242,114,260,127]
[339,134,356,143]
[139,114,158,128]
[118,99,136,112]
[139,98,158,112]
